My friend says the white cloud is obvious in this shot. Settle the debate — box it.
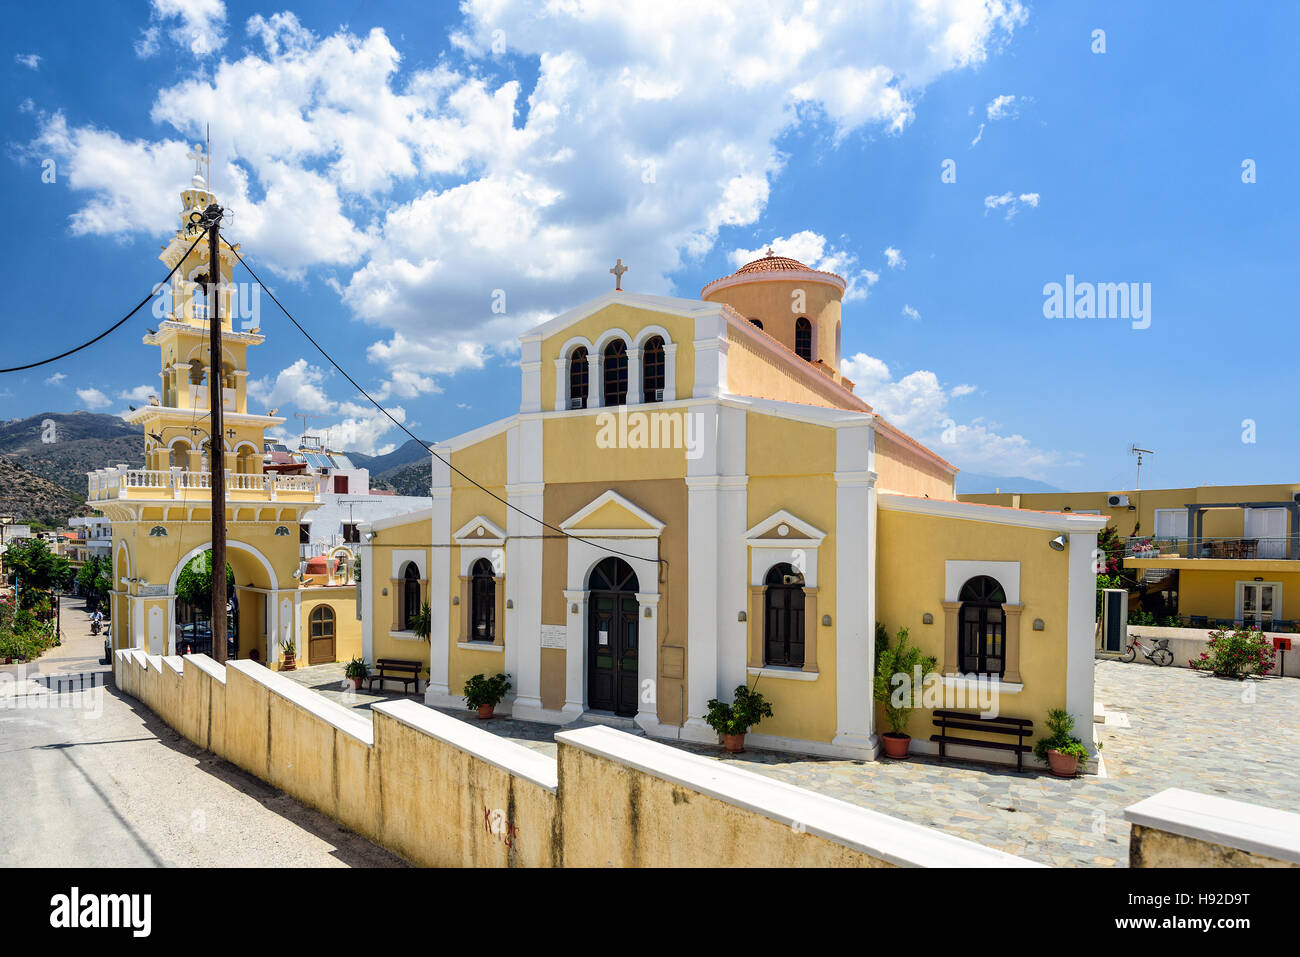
[248,358,409,455]
[983,191,1040,220]
[136,0,227,59]
[119,384,155,404]
[15,53,41,70]
[950,383,977,398]
[840,352,1068,478]
[76,387,111,409]
[883,247,906,270]
[986,93,1027,120]
[971,94,1030,147]
[44,372,66,385]
[729,230,879,302]
[36,2,1027,396]
[901,304,920,321]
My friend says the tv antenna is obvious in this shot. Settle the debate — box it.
[1129,445,1154,490]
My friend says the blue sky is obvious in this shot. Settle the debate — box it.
[2,1,1297,492]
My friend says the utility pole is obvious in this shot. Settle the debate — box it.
[201,202,228,663]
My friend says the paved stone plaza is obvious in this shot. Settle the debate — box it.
[284,659,1300,867]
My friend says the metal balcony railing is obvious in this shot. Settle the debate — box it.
[1123,536,1297,561]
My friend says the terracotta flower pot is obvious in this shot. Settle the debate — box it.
[477,703,495,719]
[723,733,746,753]
[280,654,296,672]
[882,732,911,759]
[347,677,362,691]
[1047,748,1079,777]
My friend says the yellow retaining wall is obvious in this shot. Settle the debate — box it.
[113,650,1034,868]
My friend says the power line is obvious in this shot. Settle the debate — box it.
[223,237,667,575]
[0,228,210,374]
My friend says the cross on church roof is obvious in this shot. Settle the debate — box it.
[610,258,628,291]
[765,246,774,257]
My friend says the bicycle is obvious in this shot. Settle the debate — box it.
[1121,633,1173,666]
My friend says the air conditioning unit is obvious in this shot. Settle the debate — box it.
[1108,494,1130,508]
[1292,491,1300,504]
[569,397,585,410]
[653,389,664,402]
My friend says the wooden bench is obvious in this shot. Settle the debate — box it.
[930,710,1034,772]
[366,658,422,694]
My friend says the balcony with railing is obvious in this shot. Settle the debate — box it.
[1123,535,1300,563]
[87,466,318,504]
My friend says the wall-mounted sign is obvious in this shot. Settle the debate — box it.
[138,584,170,598]
[540,624,566,650]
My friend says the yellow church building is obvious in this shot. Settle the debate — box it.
[362,252,1107,763]
[88,162,359,668]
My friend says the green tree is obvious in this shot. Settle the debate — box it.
[3,538,75,608]
[175,550,235,617]
[76,555,113,611]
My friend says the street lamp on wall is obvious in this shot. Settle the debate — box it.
[1049,535,1066,551]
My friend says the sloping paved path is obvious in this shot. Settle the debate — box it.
[0,599,403,867]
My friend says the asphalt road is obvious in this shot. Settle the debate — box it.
[0,596,403,867]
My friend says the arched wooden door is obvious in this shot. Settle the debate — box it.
[308,605,336,664]
[587,558,639,717]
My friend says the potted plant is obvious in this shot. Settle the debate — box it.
[410,599,432,642]
[344,656,369,690]
[1033,708,1092,777]
[705,684,774,753]
[279,635,297,672]
[464,672,511,719]
[872,625,937,759]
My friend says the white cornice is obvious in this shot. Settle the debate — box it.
[878,493,1110,533]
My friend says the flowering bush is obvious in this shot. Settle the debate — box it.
[0,594,57,662]
[1190,626,1276,679]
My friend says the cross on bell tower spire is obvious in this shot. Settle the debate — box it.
[187,142,209,189]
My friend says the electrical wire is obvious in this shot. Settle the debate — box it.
[0,228,210,374]
[224,236,667,576]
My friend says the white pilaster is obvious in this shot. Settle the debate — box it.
[553,357,568,412]
[504,417,546,719]
[691,315,729,398]
[519,337,542,413]
[682,402,723,742]
[587,351,603,407]
[832,421,878,757]
[561,588,587,722]
[1066,529,1099,745]
[635,592,662,735]
[626,346,642,405]
[424,447,454,705]
[662,342,678,402]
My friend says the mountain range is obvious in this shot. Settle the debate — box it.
[0,411,143,500]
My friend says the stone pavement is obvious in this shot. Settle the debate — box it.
[285,659,1300,867]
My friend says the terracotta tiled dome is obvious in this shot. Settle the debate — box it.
[734,254,815,274]
[701,248,846,298]
[305,556,330,577]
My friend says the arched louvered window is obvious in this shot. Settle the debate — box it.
[764,563,805,667]
[568,346,589,410]
[603,339,628,406]
[794,317,812,361]
[470,558,496,642]
[642,336,665,402]
[958,576,1007,676]
[402,562,422,631]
